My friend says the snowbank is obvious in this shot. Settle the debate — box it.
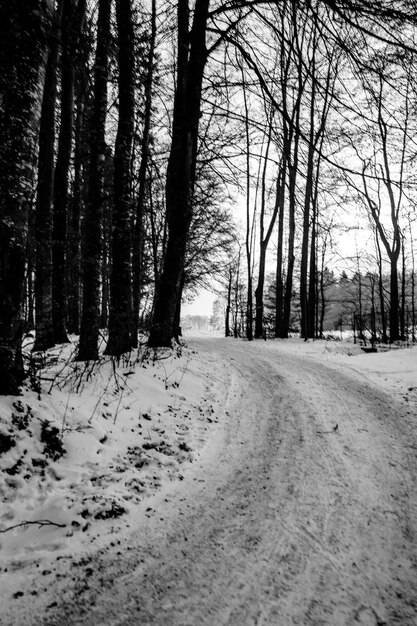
[0,337,230,575]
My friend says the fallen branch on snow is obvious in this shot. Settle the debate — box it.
[0,519,67,534]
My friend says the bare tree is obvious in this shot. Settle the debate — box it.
[254,110,281,339]
[148,0,210,347]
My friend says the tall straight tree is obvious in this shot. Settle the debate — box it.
[254,112,280,340]
[148,0,210,348]
[274,6,294,337]
[52,0,82,344]
[105,0,135,356]
[67,11,89,335]
[0,0,48,393]
[132,0,156,348]
[34,1,63,351]
[77,0,111,361]
[305,58,335,338]
[298,23,318,340]
[240,58,254,342]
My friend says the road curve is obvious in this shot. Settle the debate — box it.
[40,338,417,626]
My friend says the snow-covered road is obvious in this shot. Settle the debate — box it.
[5,338,417,625]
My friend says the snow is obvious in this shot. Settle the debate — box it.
[268,336,417,405]
[0,336,230,599]
[1,333,416,625]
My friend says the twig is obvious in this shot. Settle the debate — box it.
[0,519,67,534]
[61,389,72,437]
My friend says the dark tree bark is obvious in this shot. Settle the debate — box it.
[369,274,377,346]
[375,234,387,343]
[100,169,112,330]
[299,21,335,340]
[148,0,210,348]
[173,276,185,339]
[77,0,111,361]
[67,0,88,335]
[225,265,232,337]
[240,60,254,342]
[52,0,80,345]
[34,1,62,351]
[408,213,416,342]
[307,159,322,338]
[363,167,401,343]
[100,150,114,330]
[299,55,316,340]
[278,2,304,339]
[400,234,406,341]
[105,0,135,356]
[274,160,286,337]
[0,0,48,393]
[26,228,36,331]
[319,265,326,338]
[306,206,317,338]
[389,256,401,341]
[254,128,281,339]
[281,91,301,339]
[132,0,156,348]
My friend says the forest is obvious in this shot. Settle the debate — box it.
[1,0,417,395]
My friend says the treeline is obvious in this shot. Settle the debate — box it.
[0,0,233,393]
[1,0,417,394]
[216,266,417,342]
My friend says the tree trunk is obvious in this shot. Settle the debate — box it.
[0,0,48,393]
[225,266,232,337]
[400,236,406,341]
[409,214,416,342]
[308,144,325,340]
[77,0,111,360]
[173,280,183,340]
[318,239,327,338]
[389,254,400,342]
[132,0,156,348]
[148,0,210,348]
[240,61,254,342]
[281,123,299,339]
[105,0,135,356]
[274,160,286,338]
[299,103,315,340]
[254,123,278,340]
[100,187,111,329]
[34,2,62,351]
[376,235,387,343]
[26,233,35,331]
[319,270,326,338]
[282,193,295,337]
[52,0,78,345]
[67,1,88,334]
[254,245,267,339]
[307,199,316,338]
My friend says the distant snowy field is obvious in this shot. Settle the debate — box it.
[0,333,416,612]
